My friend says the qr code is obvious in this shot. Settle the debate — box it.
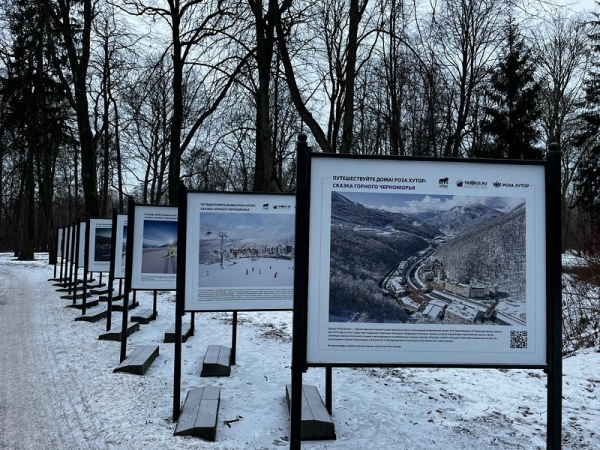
[510,330,528,349]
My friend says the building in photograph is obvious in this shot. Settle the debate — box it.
[443,279,497,299]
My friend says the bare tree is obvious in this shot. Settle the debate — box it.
[277,0,376,153]
[532,10,590,251]
[432,0,503,157]
[44,0,100,216]
[120,0,250,204]
[91,3,141,214]
[121,55,172,204]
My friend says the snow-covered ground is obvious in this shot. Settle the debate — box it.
[0,253,598,449]
[199,257,294,287]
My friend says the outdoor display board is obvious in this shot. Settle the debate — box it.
[77,221,87,269]
[305,155,547,366]
[65,225,75,263]
[88,218,112,272]
[57,228,64,258]
[184,192,295,311]
[113,214,127,279]
[131,205,178,290]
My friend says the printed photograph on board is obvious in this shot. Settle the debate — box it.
[141,220,178,274]
[184,192,295,311]
[112,215,127,279]
[94,227,112,262]
[329,192,526,327]
[198,212,295,287]
[122,225,127,268]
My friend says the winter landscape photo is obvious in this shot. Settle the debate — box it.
[141,220,178,274]
[329,191,527,326]
[121,225,127,267]
[198,212,295,289]
[93,226,112,262]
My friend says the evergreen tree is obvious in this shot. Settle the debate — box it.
[0,0,69,259]
[477,20,542,160]
[573,10,600,241]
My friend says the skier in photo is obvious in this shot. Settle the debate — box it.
[167,244,175,258]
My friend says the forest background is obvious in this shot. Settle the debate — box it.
[1,0,600,355]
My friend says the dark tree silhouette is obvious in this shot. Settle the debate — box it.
[477,19,542,160]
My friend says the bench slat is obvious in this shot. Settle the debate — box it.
[201,345,231,377]
[113,345,159,375]
[131,309,155,324]
[174,386,220,441]
[98,322,139,341]
[164,322,192,343]
[285,384,336,441]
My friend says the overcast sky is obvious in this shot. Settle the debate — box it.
[340,192,525,215]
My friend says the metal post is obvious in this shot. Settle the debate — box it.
[72,220,81,304]
[82,215,91,315]
[546,143,562,450]
[59,226,66,281]
[231,311,238,366]
[107,210,118,331]
[149,290,155,318]
[325,367,332,414]
[174,182,188,421]
[290,133,311,449]
[120,198,135,363]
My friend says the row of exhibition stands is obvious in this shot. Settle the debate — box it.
[47,136,563,450]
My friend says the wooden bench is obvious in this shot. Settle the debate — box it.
[59,291,94,300]
[98,322,140,341]
[285,384,336,441]
[113,345,159,375]
[164,322,193,343]
[74,308,108,323]
[111,299,139,311]
[66,298,100,309]
[201,345,232,377]
[88,287,110,295]
[131,309,156,324]
[53,279,91,288]
[98,292,122,302]
[173,386,220,441]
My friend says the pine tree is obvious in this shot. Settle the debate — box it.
[1,0,69,259]
[573,10,600,238]
[477,20,542,160]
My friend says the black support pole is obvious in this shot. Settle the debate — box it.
[290,133,311,449]
[59,226,66,281]
[173,182,188,421]
[53,227,58,279]
[107,210,118,331]
[325,367,332,414]
[120,198,136,363]
[231,311,238,366]
[82,215,91,315]
[546,143,562,450]
[68,223,75,291]
[72,220,81,304]
[153,290,158,318]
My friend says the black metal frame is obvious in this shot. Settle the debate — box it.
[290,140,562,449]
[172,187,296,420]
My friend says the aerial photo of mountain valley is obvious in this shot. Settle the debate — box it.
[329,191,527,326]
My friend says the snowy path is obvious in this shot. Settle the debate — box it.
[0,255,598,449]
[0,265,98,449]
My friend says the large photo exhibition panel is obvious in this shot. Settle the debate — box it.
[88,219,112,272]
[185,192,295,311]
[77,222,87,269]
[131,206,178,290]
[306,156,547,366]
[113,215,128,279]
[57,228,64,258]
